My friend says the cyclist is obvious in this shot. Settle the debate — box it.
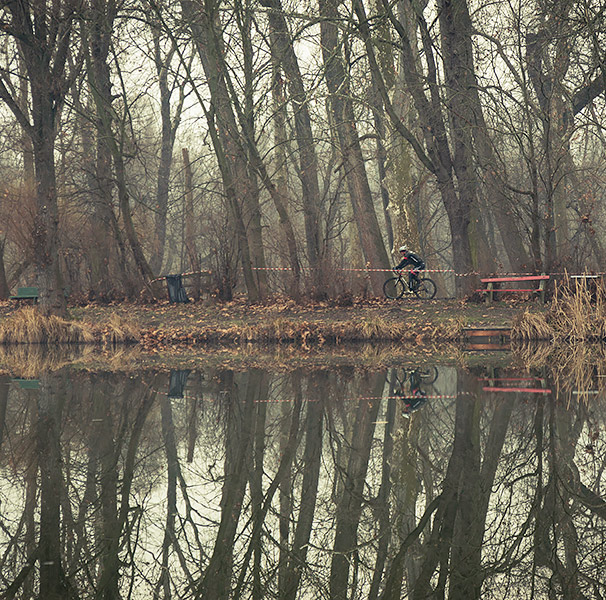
[394,245,426,290]
[395,369,428,415]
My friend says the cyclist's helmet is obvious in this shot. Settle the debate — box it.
[398,245,408,253]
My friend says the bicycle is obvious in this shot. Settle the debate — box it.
[387,366,439,414]
[383,270,437,300]
[387,366,439,388]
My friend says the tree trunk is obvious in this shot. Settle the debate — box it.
[447,380,483,600]
[526,20,578,268]
[319,0,391,296]
[262,0,324,292]
[115,152,157,291]
[269,65,301,299]
[329,373,382,599]
[84,0,127,298]
[181,0,267,301]
[36,380,69,599]
[197,370,256,598]
[282,375,325,600]
[372,93,395,253]
[469,102,530,271]
[183,148,201,299]
[0,239,9,299]
[157,394,180,598]
[357,0,477,294]
[0,375,8,448]
[369,389,397,600]
[439,0,497,276]
[151,34,184,276]
[94,386,120,600]
[31,125,67,316]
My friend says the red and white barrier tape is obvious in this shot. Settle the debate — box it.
[150,269,212,284]
[255,393,471,403]
[152,266,606,285]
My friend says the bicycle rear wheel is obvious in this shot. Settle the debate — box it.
[383,277,405,299]
[414,278,437,299]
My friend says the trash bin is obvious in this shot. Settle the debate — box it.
[166,274,190,303]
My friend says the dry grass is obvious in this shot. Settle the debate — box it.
[439,316,467,340]
[511,340,554,368]
[0,307,95,344]
[0,345,146,377]
[137,313,465,348]
[548,274,606,341]
[98,313,141,345]
[511,308,554,341]
[548,344,606,406]
[512,340,606,405]
[0,307,142,346]
[511,276,606,342]
[0,345,92,377]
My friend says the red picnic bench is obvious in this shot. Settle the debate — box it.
[477,274,550,303]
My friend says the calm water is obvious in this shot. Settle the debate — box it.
[0,345,605,599]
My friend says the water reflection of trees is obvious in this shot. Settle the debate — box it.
[0,364,604,599]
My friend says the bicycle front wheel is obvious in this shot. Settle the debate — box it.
[383,277,405,299]
[417,366,439,383]
[414,278,437,299]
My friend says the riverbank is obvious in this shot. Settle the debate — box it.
[0,297,544,347]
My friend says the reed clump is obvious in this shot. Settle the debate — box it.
[0,345,93,377]
[512,275,606,341]
[511,309,554,341]
[548,274,606,341]
[0,307,95,344]
[511,340,554,368]
[98,314,141,345]
[550,344,604,403]
[359,316,394,340]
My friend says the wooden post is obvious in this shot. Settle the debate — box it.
[539,273,546,303]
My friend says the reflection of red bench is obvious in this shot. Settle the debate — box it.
[480,376,551,394]
[483,386,551,394]
[477,275,549,303]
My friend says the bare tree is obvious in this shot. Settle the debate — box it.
[0,0,84,315]
[354,0,514,290]
[319,0,391,295]
[260,0,326,293]
[149,20,187,276]
[180,0,269,301]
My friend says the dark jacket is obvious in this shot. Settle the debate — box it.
[395,250,425,271]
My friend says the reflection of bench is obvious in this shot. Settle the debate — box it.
[569,274,601,287]
[477,275,549,303]
[12,378,40,390]
[9,287,39,302]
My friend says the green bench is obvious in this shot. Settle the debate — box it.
[9,287,39,302]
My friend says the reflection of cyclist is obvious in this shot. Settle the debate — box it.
[394,245,425,290]
[404,370,427,413]
[409,370,426,396]
[393,368,428,414]
[403,396,427,414]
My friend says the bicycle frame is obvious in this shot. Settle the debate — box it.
[383,270,437,300]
